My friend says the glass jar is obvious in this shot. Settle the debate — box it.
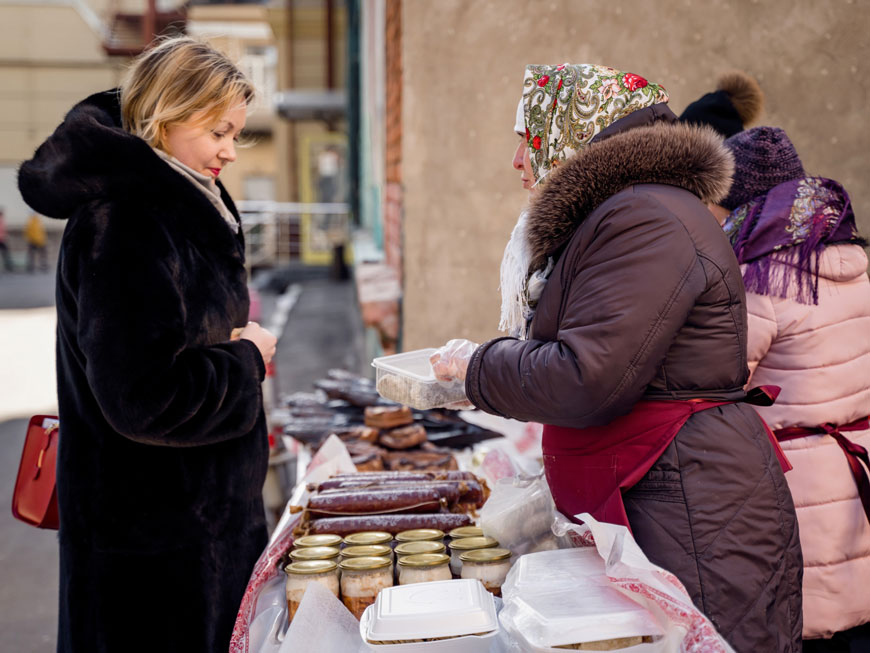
[288,545,341,563]
[394,540,446,559]
[397,553,452,585]
[340,544,393,564]
[448,525,483,539]
[343,531,393,547]
[447,535,498,576]
[459,548,512,596]
[395,528,444,543]
[294,534,343,549]
[339,556,393,620]
[284,560,339,623]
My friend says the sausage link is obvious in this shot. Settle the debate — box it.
[308,513,473,536]
[307,487,443,516]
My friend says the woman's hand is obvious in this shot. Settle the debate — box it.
[429,339,478,383]
[239,321,277,365]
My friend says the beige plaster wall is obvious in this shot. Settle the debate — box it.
[401,0,870,350]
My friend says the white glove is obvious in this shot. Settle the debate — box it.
[429,339,478,383]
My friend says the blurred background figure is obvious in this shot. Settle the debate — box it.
[317,144,341,203]
[678,70,764,138]
[24,213,47,273]
[715,126,870,653]
[0,208,14,272]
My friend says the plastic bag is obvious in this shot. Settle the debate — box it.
[499,512,736,652]
[429,338,478,382]
[280,581,365,652]
[478,473,568,556]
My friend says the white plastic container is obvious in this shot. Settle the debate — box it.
[359,578,498,652]
[499,548,664,650]
[372,349,467,410]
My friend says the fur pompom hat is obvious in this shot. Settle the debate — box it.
[679,71,764,138]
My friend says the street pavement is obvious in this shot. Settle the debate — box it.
[0,261,366,651]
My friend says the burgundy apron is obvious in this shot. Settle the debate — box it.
[542,386,791,530]
[775,417,870,525]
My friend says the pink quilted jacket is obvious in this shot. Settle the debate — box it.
[746,243,870,639]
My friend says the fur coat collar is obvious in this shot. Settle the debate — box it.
[524,113,734,272]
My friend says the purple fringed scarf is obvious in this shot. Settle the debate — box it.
[722,177,865,304]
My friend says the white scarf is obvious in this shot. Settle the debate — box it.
[152,148,239,234]
[498,99,554,340]
[498,210,554,339]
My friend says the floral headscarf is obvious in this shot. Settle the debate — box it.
[722,176,865,304]
[499,64,669,338]
[521,64,669,183]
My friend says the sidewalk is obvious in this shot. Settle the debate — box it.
[261,276,368,398]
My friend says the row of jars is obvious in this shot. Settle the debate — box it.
[284,527,512,621]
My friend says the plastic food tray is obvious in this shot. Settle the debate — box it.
[500,548,664,650]
[360,579,498,651]
[372,349,467,410]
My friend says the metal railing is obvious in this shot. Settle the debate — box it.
[236,201,350,268]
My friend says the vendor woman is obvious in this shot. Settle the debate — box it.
[431,63,803,652]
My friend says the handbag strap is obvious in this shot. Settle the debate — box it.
[33,424,58,481]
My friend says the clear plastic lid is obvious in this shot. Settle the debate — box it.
[500,548,664,648]
[372,349,440,382]
[364,579,498,641]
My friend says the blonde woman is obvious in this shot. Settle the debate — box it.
[19,37,276,652]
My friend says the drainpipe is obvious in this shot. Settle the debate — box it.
[143,0,156,48]
[347,0,360,225]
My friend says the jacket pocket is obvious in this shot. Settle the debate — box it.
[624,470,684,504]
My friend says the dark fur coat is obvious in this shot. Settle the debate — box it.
[466,106,803,651]
[18,90,268,653]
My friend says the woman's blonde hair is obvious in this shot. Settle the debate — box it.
[121,36,255,149]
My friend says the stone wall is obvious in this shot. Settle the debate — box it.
[400,0,870,349]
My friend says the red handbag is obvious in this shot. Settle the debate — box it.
[12,415,59,529]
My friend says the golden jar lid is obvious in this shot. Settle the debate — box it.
[289,545,341,561]
[447,536,498,551]
[397,553,451,568]
[339,556,392,572]
[394,541,446,557]
[284,559,338,575]
[343,531,393,546]
[448,526,483,539]
[395,528,445,543]
[458,547,512,563]
[340,544,392,558]
[294,534,343,548]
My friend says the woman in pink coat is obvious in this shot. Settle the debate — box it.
[715,126,870,652]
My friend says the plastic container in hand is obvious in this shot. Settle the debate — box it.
[372,349,467,410]
[359,578,498,651]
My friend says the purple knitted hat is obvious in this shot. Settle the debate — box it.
[721,126,805,210]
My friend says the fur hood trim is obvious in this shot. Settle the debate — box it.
[18,90,237,224]
[525,121,734,270]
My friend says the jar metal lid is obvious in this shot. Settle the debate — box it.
[284,559,338,575]
[294,534,343,548]
[394,541,446,557]
[458,547,512,563]
[289,545,341,561]
[397,553,451,568]
[447,536,498,551]
[343,531,393,546]
[395,528,445,542]
[340,544,392,558]
[448,526,483,539]
[339,555,392,571]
